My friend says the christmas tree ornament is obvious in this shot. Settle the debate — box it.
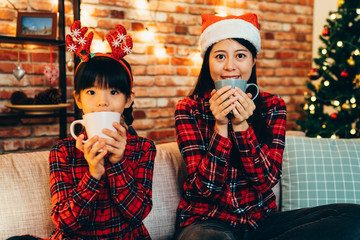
[353,74,360,88]
[66,58,75,71]
[337,0,344,7]
[307,68,321,80]
[350,97,356,104]
[13,51,25,81]
[44,45,59,85]
[337,41,343,47]
[347,56,355,67]
[325,57,335,66]
[331,100,340,107]
[322,27,330,36]
[330,112,338,119]
[341,100,351,110]
[340,70,349,78]
[303,103,309,110]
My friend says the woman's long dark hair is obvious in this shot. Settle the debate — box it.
[74,56,136,135]
[192,38,273,145]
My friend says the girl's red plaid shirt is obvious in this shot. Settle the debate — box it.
[49,132,156,239]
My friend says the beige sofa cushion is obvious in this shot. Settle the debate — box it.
[0,151,54,239]
[0,143,186,240]
[144,142,187,240]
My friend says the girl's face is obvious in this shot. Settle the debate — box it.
[74,83,134,115]
[209,39,256,83]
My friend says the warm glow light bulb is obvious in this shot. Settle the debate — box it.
[337,41,343,47]
[357,8,360,14]
[331,134,337,139]
[303,103,309,110]
[155,46,167,57]
[191,51,202,66]
[350,97,356,104]
[354,49,360,55]
[141,28,155,42]
[322,66,328,71]
[321,49,327,55]
[215,6,228,16]
[309,104,315,111]
[333,100,340,106]
[324,80,330,86]
[91,39,111,53]
[134,0,149,9]
[310,96,317,102]
[51,0,58,11]
[350,129,356,135]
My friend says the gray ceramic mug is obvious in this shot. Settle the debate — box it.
[214,78,259,100]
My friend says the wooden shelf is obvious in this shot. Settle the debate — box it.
[0,0,69,139]
[0,36,64,46]
[0,111,74,120]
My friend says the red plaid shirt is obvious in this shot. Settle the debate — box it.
[49,132,156,240]
[175,91,286,230]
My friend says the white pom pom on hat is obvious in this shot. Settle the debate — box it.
[199,13,261,58]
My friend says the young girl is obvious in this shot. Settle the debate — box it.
[48,22,156,239]
[174,13,360,240]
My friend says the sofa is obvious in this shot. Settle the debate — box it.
[1,132,360,239]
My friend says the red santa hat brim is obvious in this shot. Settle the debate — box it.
[199,13,261,58]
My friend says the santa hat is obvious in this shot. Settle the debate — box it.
[199,13,261,58]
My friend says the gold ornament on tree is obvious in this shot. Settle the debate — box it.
[353,74,360,88]
[342,100,351,110]
[337,0,345,7]
[347,56,355,67]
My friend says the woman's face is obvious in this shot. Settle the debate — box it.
[209,39,256,83]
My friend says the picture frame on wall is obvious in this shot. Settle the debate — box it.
[16,12,57,40]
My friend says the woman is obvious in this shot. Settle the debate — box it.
[174,13,360,240]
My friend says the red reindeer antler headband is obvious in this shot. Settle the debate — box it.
[65,21,133,85]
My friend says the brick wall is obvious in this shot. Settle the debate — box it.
[0,0,313,153]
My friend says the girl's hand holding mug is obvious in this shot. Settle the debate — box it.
[102,121,127,164]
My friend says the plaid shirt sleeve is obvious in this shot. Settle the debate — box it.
[175,97,233,199]
[230,94,287,193]
[105,135,155,224]
[49,142,106,232]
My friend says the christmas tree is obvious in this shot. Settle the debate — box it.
[297,0,360,138]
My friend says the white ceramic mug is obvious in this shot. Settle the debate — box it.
[70,111,121,141]
[214,78,259,100]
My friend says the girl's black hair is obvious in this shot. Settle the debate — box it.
[74,56,136,135]
[192,38,273,145]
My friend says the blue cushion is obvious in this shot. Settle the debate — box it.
[281,136,360,211]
